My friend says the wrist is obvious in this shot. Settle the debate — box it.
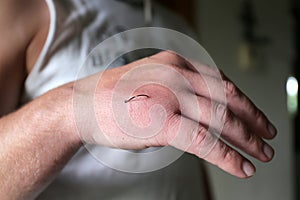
[26,83,82,148]
[0,83,82,198]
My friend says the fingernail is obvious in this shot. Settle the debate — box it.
[242,161,255,177]
[268,123,277,137]
[263,144,274,160]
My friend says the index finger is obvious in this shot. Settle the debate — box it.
[222,78,277,139]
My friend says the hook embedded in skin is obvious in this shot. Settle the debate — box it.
[124,94,150,103]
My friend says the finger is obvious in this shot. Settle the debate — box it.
[222,79,277,140]
[179,93,274,162]
[167,115,256,178]
[181,70,277,140]
[146,51,276,140]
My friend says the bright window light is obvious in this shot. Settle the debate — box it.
[286,76,298,115]
[286,76,298,96]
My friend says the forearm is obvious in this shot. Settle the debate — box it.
[0,84,82,200]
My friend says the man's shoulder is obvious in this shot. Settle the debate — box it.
[0,0,46,45]
[0,0,50,70]
[0,0,49,115]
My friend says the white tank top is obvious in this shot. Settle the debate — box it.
[22,0,207,199]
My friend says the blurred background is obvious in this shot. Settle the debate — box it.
[165,0,299,199]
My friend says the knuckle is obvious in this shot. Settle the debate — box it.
[156,51,185,63]
[164,50,183,60]
[192,126,207,147]
[149,51,190,72]
[241,123,252,140]
[253,107,263,122]
[220,143,235,164]
[253,107,260,117]
[167,63,182,71]
[150,50,181,60]
[223,80,238,97]
[191,126,210,157]
[246,132,259,148]
[215,103,231,127]
[244,128,253,143]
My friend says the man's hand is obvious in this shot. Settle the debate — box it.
[73,51,276,178]
[0,50,276,199]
